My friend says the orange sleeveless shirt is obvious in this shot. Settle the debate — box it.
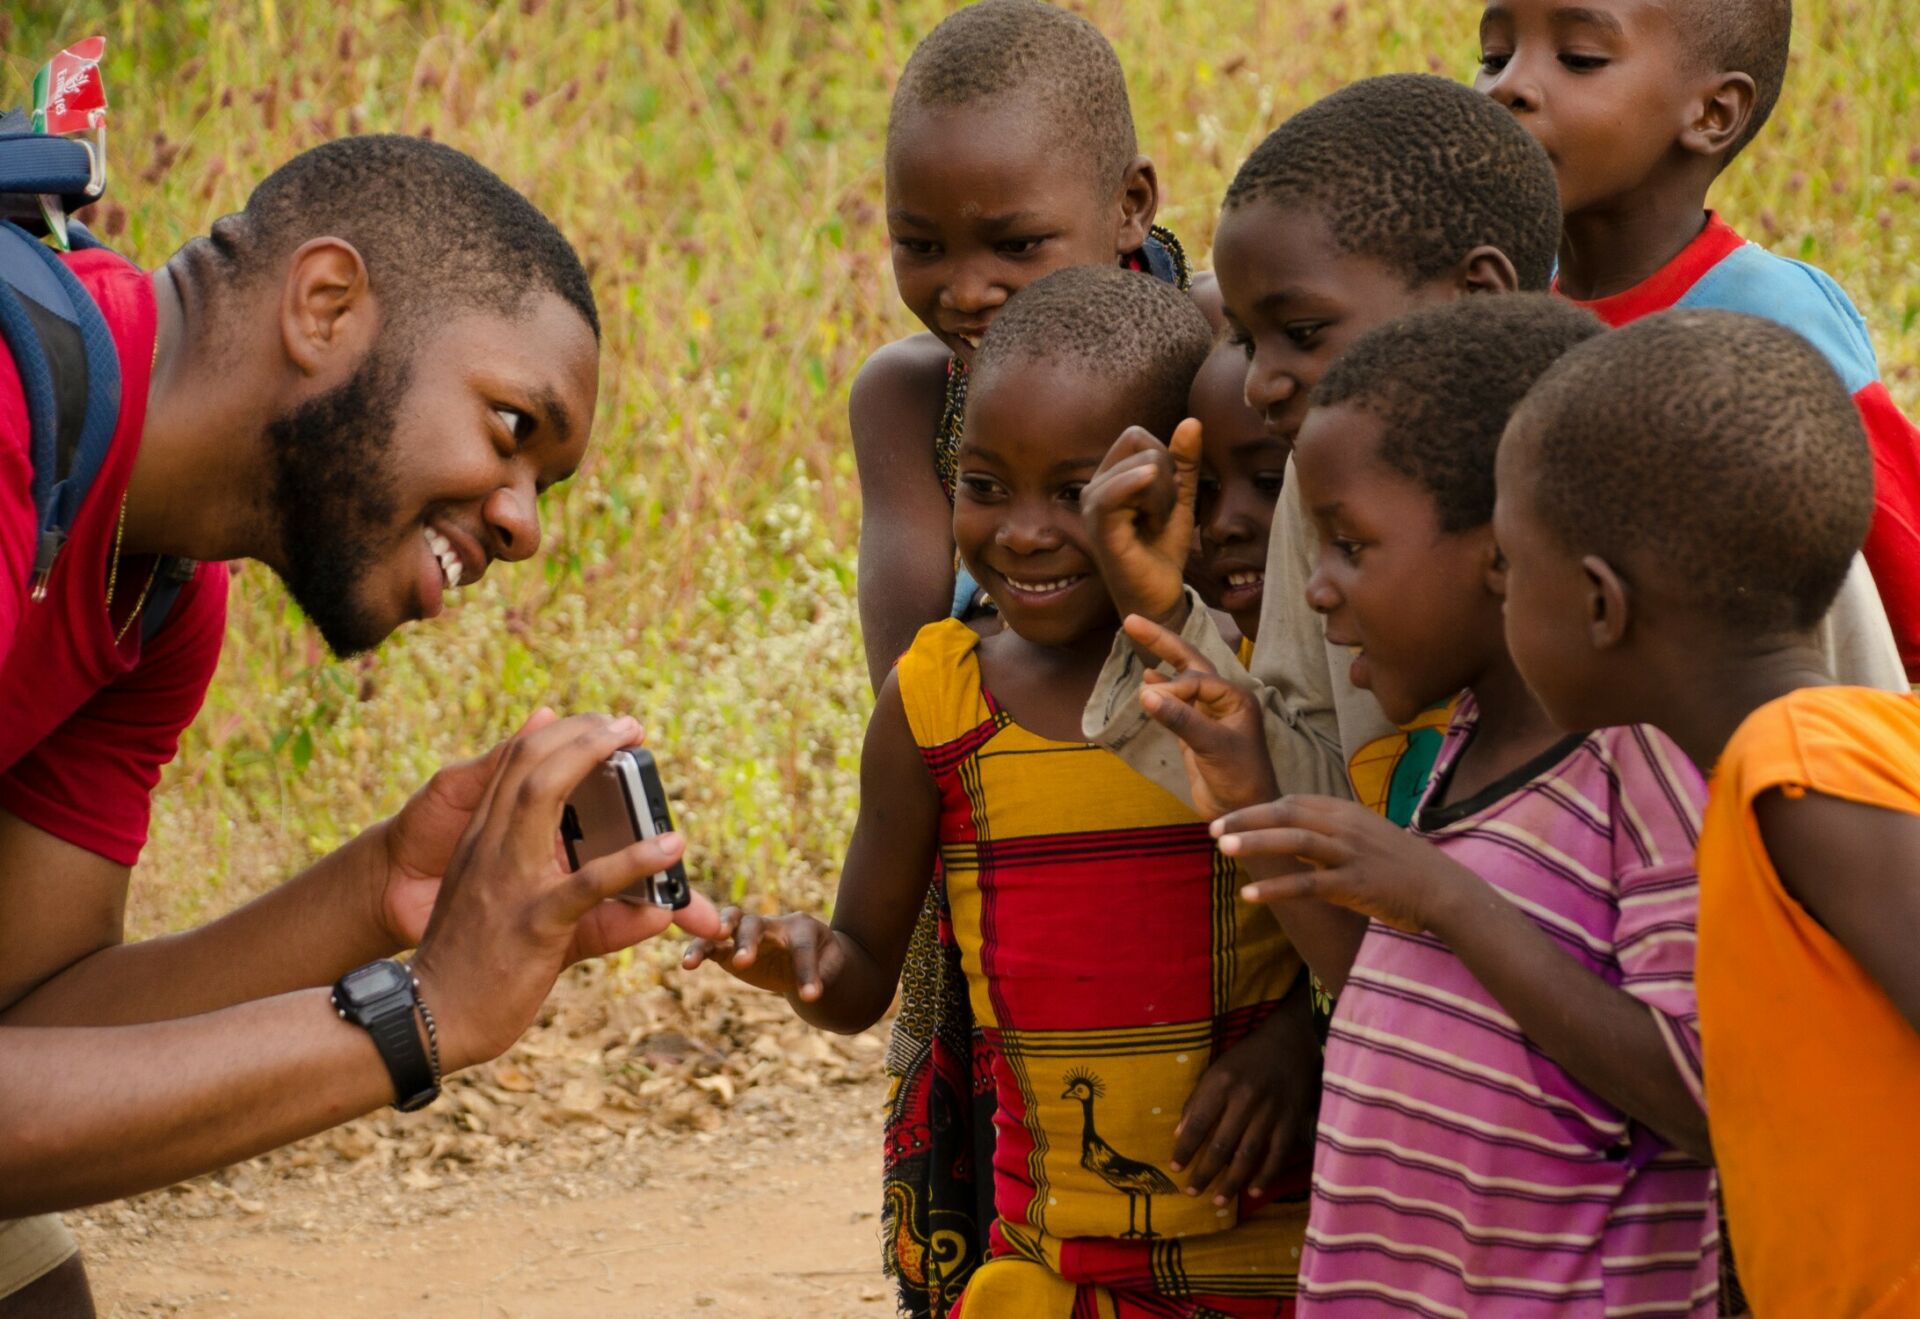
[1698,686,1920,1317]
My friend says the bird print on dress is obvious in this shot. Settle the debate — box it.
[1062,1070,1178,1239]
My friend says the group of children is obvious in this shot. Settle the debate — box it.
[684,2,1920,1316]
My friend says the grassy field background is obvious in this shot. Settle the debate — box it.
[6,0,1919,944]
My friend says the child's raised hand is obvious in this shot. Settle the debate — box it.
[1123,614,1278,819]
[1082,419,1204,631]
[681,907,846,1002]
[1214,797,1480,935]
[1170,991,1320,1207]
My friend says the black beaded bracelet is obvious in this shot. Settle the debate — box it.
[410,973,443,1091]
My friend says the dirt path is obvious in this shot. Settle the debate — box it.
[64,967,904,1317]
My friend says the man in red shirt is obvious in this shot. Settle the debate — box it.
[0,136,719,1314]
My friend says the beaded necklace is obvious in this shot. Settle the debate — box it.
[931,224,1191,502]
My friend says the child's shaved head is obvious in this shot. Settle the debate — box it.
[890,0,1136,190]
[1673,0,1793,160]
[1224,74,1561,293]
[1512,309,1871,635]
[1312,295,1604,532]
[973,265,1212,440]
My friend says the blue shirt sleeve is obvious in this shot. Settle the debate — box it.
[1677,244,1879,395]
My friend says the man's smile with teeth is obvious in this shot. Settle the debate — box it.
[424,525,463,589]
[1226,570,1263,589]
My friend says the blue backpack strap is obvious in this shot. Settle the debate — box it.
[0,107,104,224]
[0,216,121,595]
[0,106,190,640]
[0,132,100,207]
[139,556,197,644]
[0,217,194,640]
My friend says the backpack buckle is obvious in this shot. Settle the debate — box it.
[65,127,105,200]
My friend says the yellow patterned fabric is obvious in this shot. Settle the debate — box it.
[896,620,1306,1303]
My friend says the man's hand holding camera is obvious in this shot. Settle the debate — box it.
[404,711,723,1073]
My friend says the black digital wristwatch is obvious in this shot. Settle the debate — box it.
[331,958,439,1112]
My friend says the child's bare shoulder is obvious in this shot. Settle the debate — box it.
[850,332,952,456]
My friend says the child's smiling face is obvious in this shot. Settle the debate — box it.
[1474,0,1704,218]
[1213,200,1452,452]
[952,359,1139,648]
[1294,403,1507,726]
[1185,343,1290,643]
[885,101,1151,369]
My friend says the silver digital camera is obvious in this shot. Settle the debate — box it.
[559,748,691,909]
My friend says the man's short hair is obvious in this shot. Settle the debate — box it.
[1311,294,1604,532]
[972,265,1213,440]
[225,134,598,341]
[1513,308,1872,635]
[890,0,1137,191]
[1675,0,1792,162]
[1224,74,1561,293]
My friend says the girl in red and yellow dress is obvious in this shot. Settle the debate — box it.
[687,267,1317,1317]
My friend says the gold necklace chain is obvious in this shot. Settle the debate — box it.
[105,496,159,646]
[103,320,167,646]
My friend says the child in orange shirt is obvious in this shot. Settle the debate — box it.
[1493,308,1920,1318]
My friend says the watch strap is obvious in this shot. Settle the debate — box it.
[366,995,438,1112]
[334,961,439,1112]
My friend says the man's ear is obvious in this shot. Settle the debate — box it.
[1457,244,1521,296]
[1581,554,1632,650]
[1114,156,1160,255]
[279,237,376,379]
[1680,72,1757,161]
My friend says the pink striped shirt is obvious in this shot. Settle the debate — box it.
[1300,694,1718,1317]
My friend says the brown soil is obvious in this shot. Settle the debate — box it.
[66,960,900,1317]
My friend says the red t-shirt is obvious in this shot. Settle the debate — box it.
[0,249,228,866]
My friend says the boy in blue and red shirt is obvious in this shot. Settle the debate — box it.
[1477,0,1920,676]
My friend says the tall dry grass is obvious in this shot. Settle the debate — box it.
[5,0,1917,942]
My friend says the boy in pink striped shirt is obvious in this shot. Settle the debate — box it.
[1126,295,1718,1316]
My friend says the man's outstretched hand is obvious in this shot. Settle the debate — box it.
[1082,419,1204,634]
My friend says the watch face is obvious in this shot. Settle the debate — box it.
[344,960,407,1000]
